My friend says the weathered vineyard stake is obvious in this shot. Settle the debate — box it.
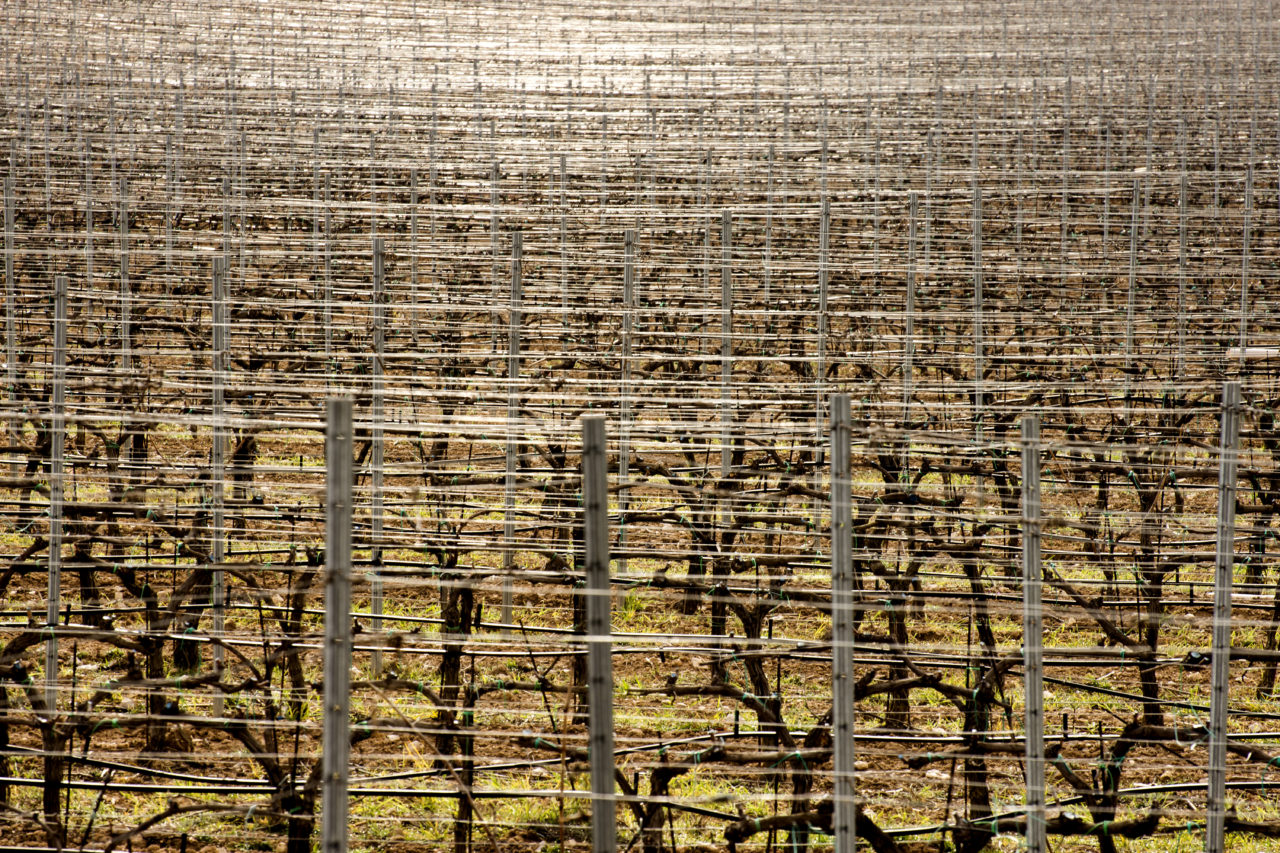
[323,397,354,853]
[1207,381,1240,853]
[211,257,227,713]
[45,275,67,712]
[582,414,615,853]
[1021,414,1045,853]
[370,238,385,675]
[830,394,856,852]
[502,231,522,625]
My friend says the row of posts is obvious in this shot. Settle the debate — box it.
[24,266,1246,852]
[25,271,1247,850]
[315,382,1242,853]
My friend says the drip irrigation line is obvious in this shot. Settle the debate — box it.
[881,779,1280,840]
[1040,673,1280,721]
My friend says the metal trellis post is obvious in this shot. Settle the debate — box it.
[619,229,634,576]
[45,275,66,712]
[3,176,15,478]
[831,394,856,851]
[1207,381,1240,853]
[502,230,522,626]
[582,414,615,853]
[1021,414,1045,853]
[371,237,385,676]
[323,397,354,853]
[720,209,732,477]
[211,257,227,715]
